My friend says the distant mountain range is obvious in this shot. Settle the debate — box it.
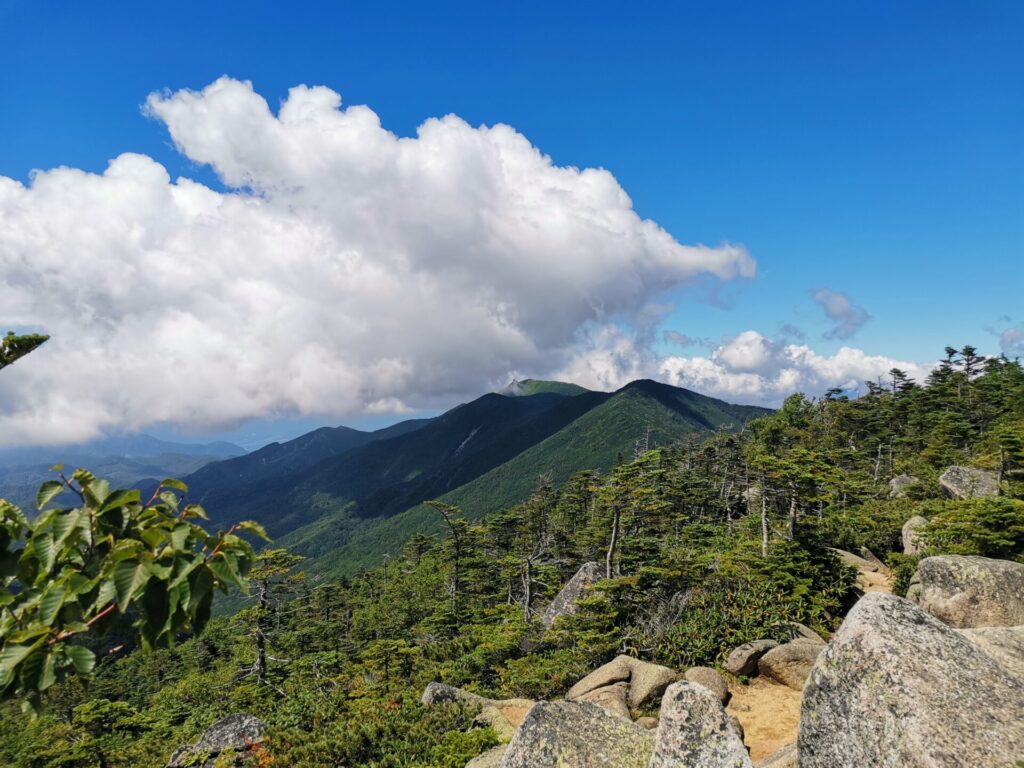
[0,435,245,513]
[174,378,769,579]
[1,379,769,578]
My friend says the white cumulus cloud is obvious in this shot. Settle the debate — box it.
[659,331,932,404]
[0,77,755,446]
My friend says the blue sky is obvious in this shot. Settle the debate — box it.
[1,1,1021,447]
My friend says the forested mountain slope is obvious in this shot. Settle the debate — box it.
[178,380,767,575]
[2,346,1021,767]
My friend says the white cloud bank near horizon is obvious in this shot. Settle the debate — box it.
[1,77,927,445]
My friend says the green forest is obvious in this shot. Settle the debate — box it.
[2,345,1023,767]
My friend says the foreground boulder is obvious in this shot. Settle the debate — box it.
[958,625,1024,679]
[914,555,1024,628]
[799,592,1024,767]
[648,682,752,768]
[939,465,999,499]
[758,641,823,690]
[542,561,602,628]
[167,713,265,768]
[423,682,534,736]
[724,639,778,676]
[901,515,929,556]
[774,622,825,645]
[498,700,653,768]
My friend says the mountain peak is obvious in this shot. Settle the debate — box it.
[501,379,591,397]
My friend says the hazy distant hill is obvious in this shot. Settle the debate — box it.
[0,434,245,514]
[175,378,768,578]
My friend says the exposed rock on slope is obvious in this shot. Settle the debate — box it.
[498,700,654,768]
[166,714,265,768]
[683,666,730,704]
[799,592,1024,767]
[888,473,918,498]
[648,682,752,768]
[541,561,602,628]
[938,465,999,499]
[912,555,1024,628]
[901,515,929,556]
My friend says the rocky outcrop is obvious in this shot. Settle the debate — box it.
[635,716,659,730]
[888,474,918,498]
[901,515,928,556]
[541,561,602,628]
[166,714,265,768]
[724,639,778,676]
[914,555,1024,628]
[939,465,999,499]
[683,666,730,704]
[422,681,491,707]
[958,625,1024,679]
[577,683,631,720]
[498,700,653,768]
[757,641,823,690]
[567,654,677,711]
[830,548,875,572]
[755,742,798,768]
[799,592,1024,767]
[648,682,752,768]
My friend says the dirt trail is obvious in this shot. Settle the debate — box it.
[857,565,894,593]
[726,677,802,762]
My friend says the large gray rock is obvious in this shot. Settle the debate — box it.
[541,561,602,628]
[889,474,918,498]
[167,713,265,768]
[756,742,798,768]
[724,639,779,676]
[648,682,752,768]
[958,625,1024,679]
[498,700,653,768]
[915,555,1024,628]
[939,465,999,499]
[799,592,1024,767]
[758,640,823,690]
[901,515,929,556]
[683,666,730,704]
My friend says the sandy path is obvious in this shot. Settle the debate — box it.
[726,677,802,762]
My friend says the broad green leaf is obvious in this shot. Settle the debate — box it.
[51,508,84,547]
[29,533,56,575]
[207,554,245,591]
[113,560,151,611]
[169,553,204,589]
[36,480,64,511]
[0,644,35,688]
[64,645,95,676]
[99,488,140,513]
[38,651,56,691]
[160,478,188,493]
[236,520,270,542]
[38,584,67,625]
